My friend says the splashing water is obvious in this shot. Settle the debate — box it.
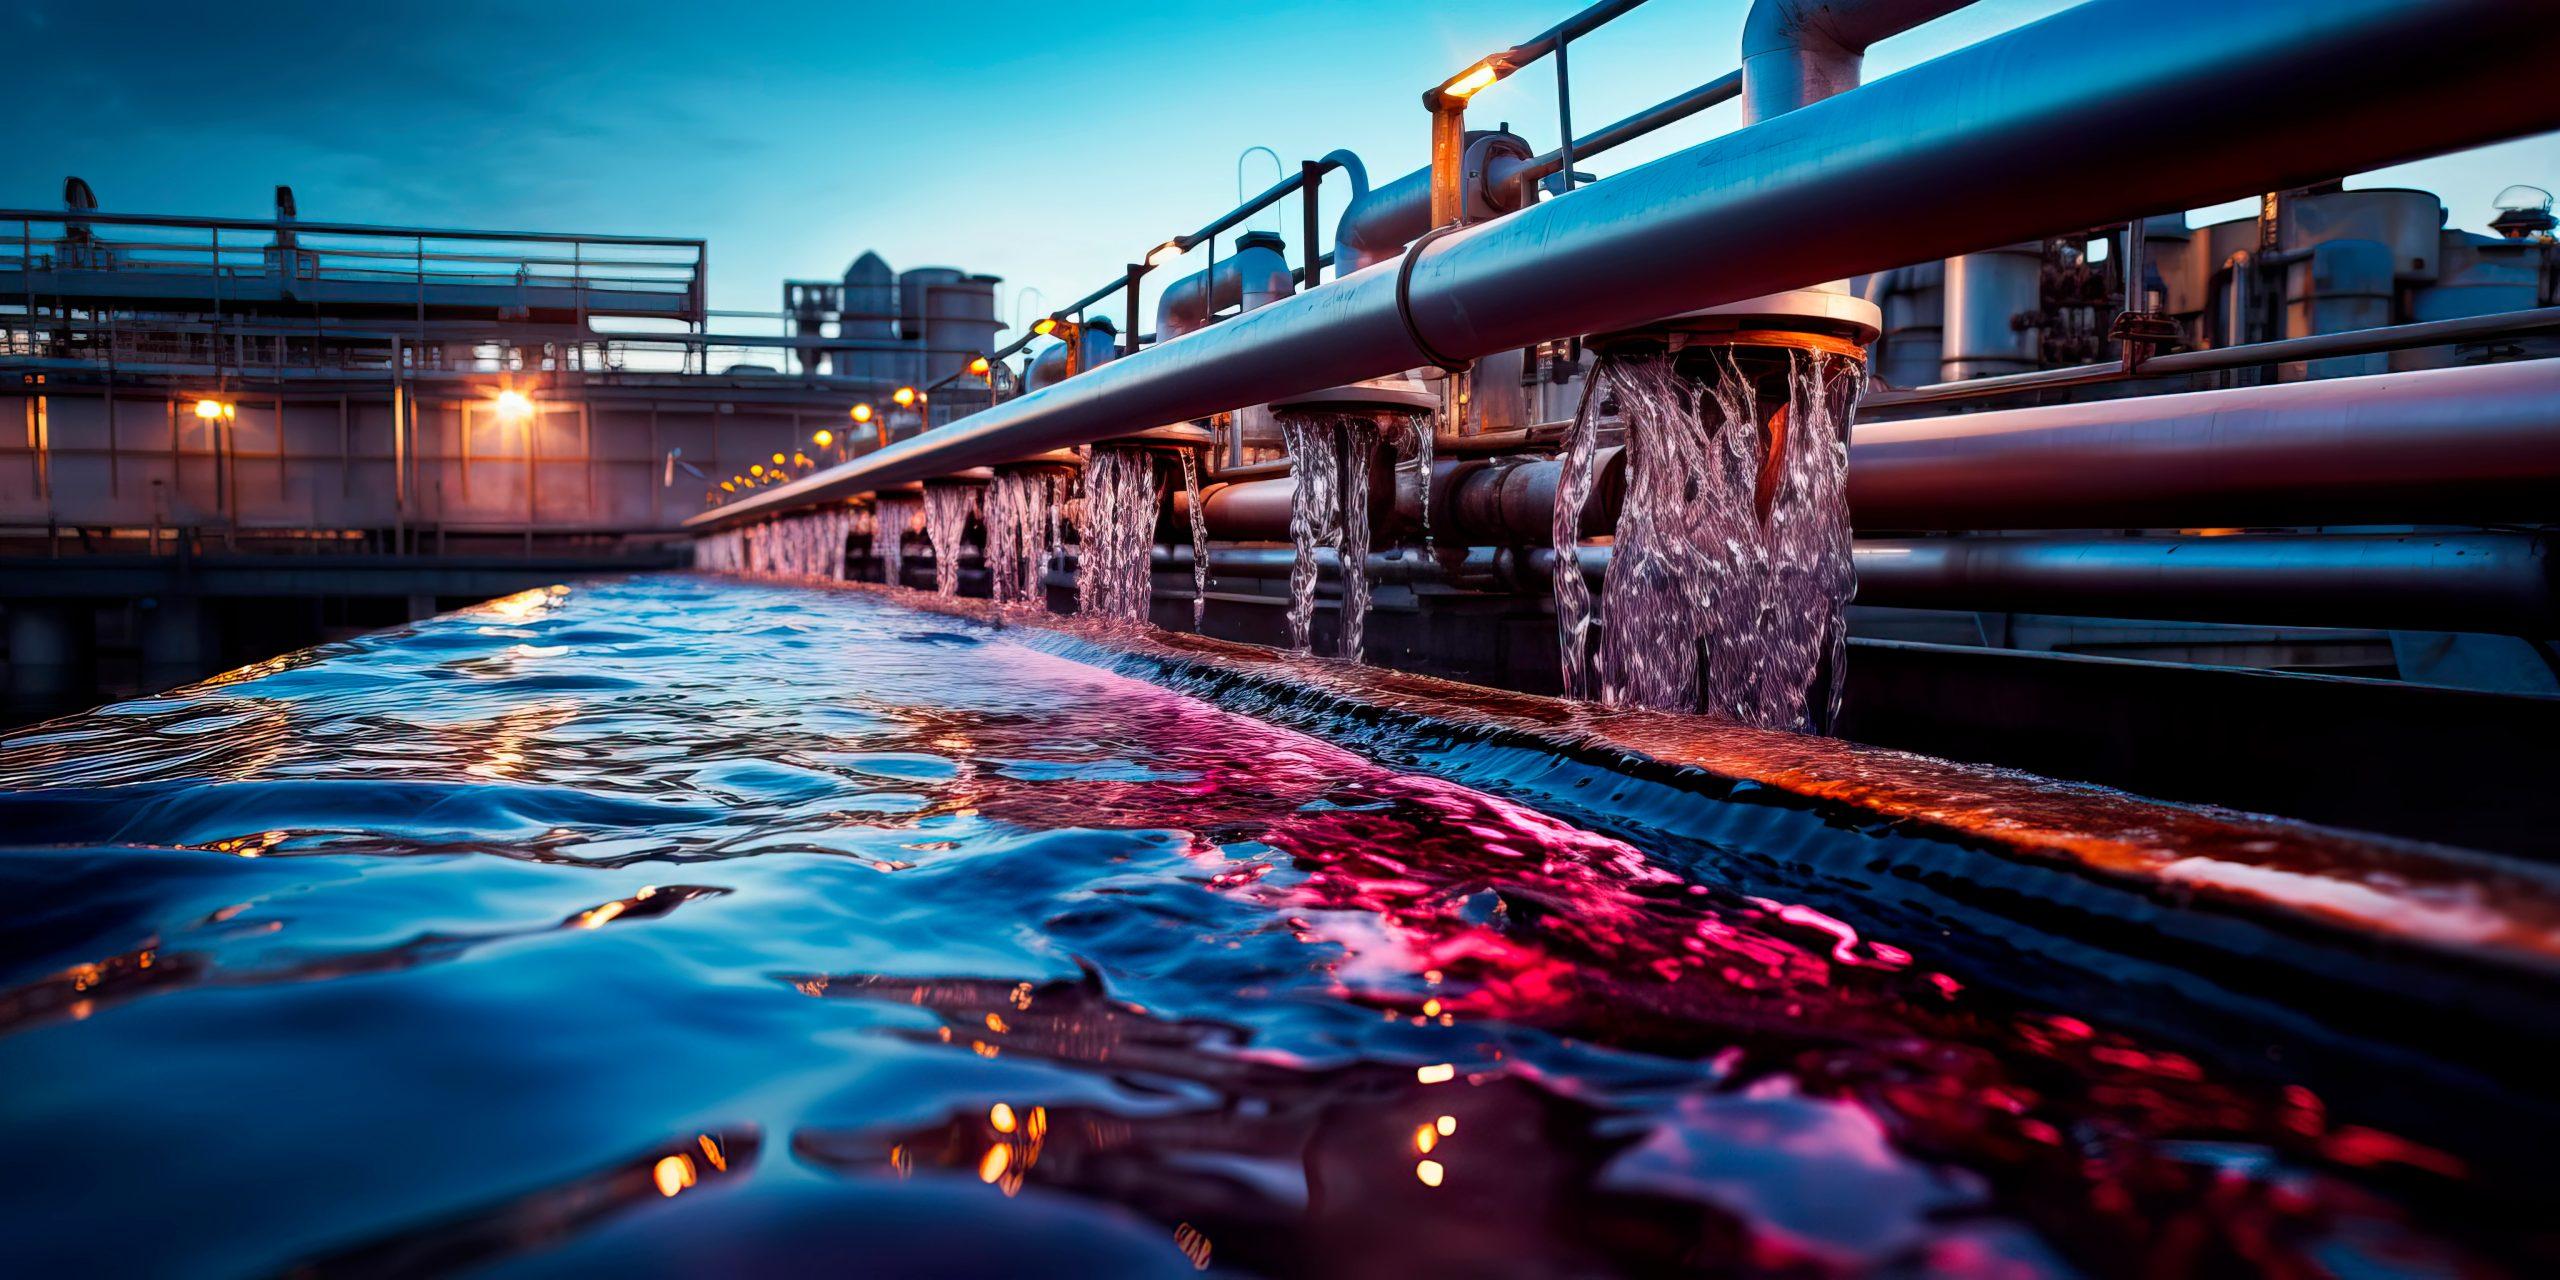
[1178,449,1209,630]
[873,496,920,587]
[983,470,1063,608]
[1556,348,1864,730]
[1075,445,1159,625]
[922,483,979,598]
[693,507,850,581]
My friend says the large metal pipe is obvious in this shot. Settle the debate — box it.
[1741,0,1978,122]
[1854,533,2559,635]
[1195,361,2560,541]
[693,0,2560,533]
[1152,533,2560,636]
[1154,234,1296,341]
[1850,357,2560,530]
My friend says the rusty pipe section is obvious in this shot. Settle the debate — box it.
[691,0,2560,534]
[1154,233,1296,341]
[1742,0,1980,122]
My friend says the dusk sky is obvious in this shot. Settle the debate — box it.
[10,0,2554,333]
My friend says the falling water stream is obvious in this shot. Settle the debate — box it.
[984,470,1063,608]
[1556,348,1862,730]
[922,483,979,598]
[1279,411,1422,660]
[1075,445,1160,625]
[1178,450,1210,629]
[873,496,921,588]
[694,507,852,581]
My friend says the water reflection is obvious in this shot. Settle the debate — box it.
[0,576,2545,1276]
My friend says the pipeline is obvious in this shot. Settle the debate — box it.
[1149,532,2560,638]
[1186,359,2560,540]
[691,0,2560,535]
[1849,357,2560,530]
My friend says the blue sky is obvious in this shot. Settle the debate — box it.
[8,0,2553,332]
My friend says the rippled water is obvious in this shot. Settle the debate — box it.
[0,575,2546,1277]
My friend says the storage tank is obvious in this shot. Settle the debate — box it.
[1940,246,2042,381]
[833,252,902,382]
[2282,188,2445,283]
[898,268,964,341]
[923,272,1001,386]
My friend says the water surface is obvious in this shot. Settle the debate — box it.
[0,576,2543,1276]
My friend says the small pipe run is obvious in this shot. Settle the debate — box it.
[690,0,2560,534]
[1512,72,1744,190]
[1869,305,2560,408]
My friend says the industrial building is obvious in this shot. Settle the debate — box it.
[0,179,1001,719]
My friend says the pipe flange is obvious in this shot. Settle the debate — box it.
[1594,289,1883,352]
[1099,423,1216,451]
[1271,373,1439,414]
[995,450,1084,474]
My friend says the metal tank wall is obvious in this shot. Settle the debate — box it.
[0,387,842,538]
[923,273,1001,386]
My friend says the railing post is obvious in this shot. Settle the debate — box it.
[1301,162,1324,288]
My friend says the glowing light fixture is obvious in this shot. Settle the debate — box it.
[1031,317,1061,338]
[750,464,765,476]
[1441,58,1507,101]
[851,403,875,424]
[1145,238,1185,268]
[892,386,918,408]
[812,428,835,448]
[493,388,535,425]
[968,355,992,377]
[772,452,787,465]
[193,398,229,421]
